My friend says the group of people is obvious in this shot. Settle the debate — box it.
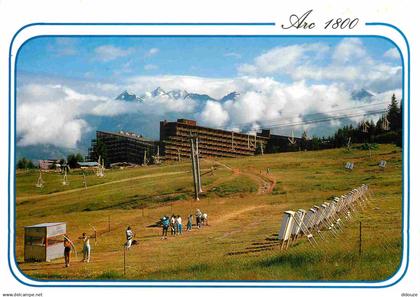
[160,215,183,239]
[63,232,92,268]
[160,209,208,239]
[62,209,209,267]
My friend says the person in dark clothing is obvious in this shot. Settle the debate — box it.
[63,234,75,268]
[161,216,170,239]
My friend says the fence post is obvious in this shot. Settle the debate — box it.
[123,247,126,276]
[359,221,362,257]
[108,215,111,232]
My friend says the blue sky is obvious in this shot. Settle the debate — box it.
[16,36,402,155]
[17,36,400,83]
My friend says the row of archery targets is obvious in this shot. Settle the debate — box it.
[278,184,371,250]
[35,156,106,188]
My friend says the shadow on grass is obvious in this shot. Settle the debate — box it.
[258,252,323,268]
[95,270,124,280]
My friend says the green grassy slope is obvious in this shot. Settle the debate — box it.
[16,144,402,281]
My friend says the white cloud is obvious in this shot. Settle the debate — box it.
[224,52,241,59]
[146,48,159,57]
[199,101,229,127]
[238,43,329,76]
[332,38,366,64]
[94,45,134,62]
[16,81,198,148]
[237,38,402,93]
[383,48,400,60]
[17,38,403,149]
[121,74,401,135]
[16,84,133,148]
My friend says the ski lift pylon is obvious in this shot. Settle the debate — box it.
[288,130,297,145]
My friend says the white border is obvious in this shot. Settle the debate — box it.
[8,22,410,288]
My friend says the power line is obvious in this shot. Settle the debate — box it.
[259,109,387,130]
[254,101,390,127]
[230,102,389,132]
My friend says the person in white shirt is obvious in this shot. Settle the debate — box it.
[170,215,176,235]
[125,226,134,249]
[78,232,91,262]
[176,215,182,235]
[195,209,202,229]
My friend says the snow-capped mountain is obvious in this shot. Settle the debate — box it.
[115,90,144,102]
[166,89,191,99]
[117,87,239,102]
[151,87,166,97]
[351,88,376,101]
[221,91,240,101]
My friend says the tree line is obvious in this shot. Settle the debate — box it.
[16,153,85,170]
[302,94,402,150]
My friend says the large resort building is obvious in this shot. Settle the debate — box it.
[160,119,268,160]
[87,131,158,167]
[87,119,304,166]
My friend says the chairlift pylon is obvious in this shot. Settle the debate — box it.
[35,170,44,188]
[96,155,105,177]
[381,116,390,131]
[288,130,297,145]
[62,169,69,186]
[362,121,370,133]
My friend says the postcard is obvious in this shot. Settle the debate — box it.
[0,1,417,297]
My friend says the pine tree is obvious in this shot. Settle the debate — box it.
[387,94,402,131]
[16,157,35,169]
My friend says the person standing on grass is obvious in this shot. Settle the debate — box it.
[195,209,202,229]
[125,226,134,250]
[176,215,182,235]
[202,213,208,226]
[170,215,176,236]
[187,214,193,231]
[63,234,75,268]
[161,216,170,239]
[78,232,91,262]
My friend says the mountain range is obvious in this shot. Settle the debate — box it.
[116,87,240,102]
[17,87,376,162]
[351,88,376,101]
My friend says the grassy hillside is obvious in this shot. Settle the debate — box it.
[15,144,402,281]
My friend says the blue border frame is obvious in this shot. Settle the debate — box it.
[7,22,410,288]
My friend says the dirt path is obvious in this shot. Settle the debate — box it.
[209,159,276,195]
[242,171,276,195]
[17,171,189,201]
[210,205,267,225]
